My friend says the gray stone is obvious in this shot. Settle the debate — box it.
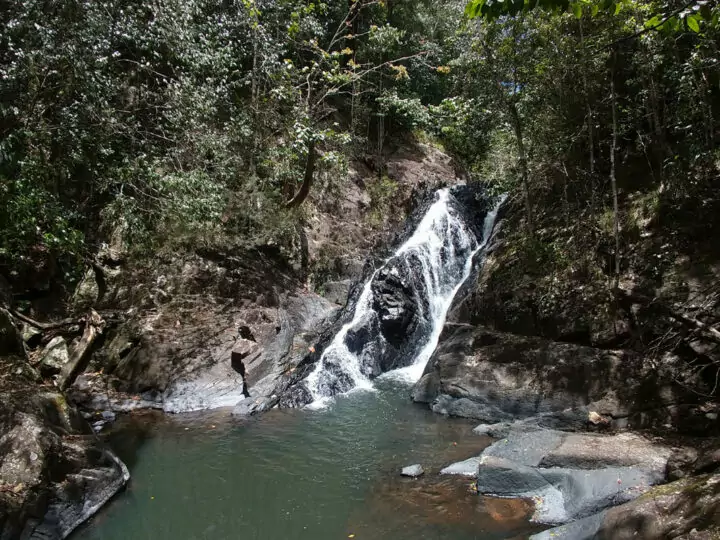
[539,431,672,472]
[321,280,352,305]
[431,394,514,421]
[530,511,607,540]
[73,290,339,415]
[539,466,657,520]
[39,336,70,376]
[72,267,100,308]
[473,426,672,526]
[0,373,129,540]
[21,323,42,344]
[401,464,424,477]
[483,428,565,467]
[472,422,513,438]
[410,372,439,403]
[532,473,720,539]
[233,396,274,416]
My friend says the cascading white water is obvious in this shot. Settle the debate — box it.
[305,188,502,407]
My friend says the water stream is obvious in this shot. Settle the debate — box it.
[305,188,502,406]
[75,379,539,540]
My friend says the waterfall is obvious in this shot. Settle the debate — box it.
[304,188,502,407]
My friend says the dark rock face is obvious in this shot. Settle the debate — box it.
[413,325,700,431]
[363,255,433,375]
[372,262,425,349]
[0,309,24,358]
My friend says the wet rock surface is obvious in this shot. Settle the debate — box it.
[68,290,338,416]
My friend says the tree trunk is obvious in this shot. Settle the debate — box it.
[285,140,317,208]
[296,221,309,283]
[249,22,259,177]
[508,101,532,232]
[579,20,595,177]
[377,74,385,180]
[610,62,621,289]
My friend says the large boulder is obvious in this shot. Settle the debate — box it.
[413,325,698,431]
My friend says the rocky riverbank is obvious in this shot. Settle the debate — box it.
[404,189,720,538]
[0,310,129,540]
[406,319,720,537]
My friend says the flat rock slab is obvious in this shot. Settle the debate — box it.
[482,427,671,472]
[483,428,566,467]
[440,426,674,526]
[539,432,672,471]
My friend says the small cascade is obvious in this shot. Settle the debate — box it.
[304,188,502,406]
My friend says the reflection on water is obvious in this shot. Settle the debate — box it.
[74,379,542,540]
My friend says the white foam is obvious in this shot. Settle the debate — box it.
[305,189,504,407]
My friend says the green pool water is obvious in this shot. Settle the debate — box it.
[74,378,541,540]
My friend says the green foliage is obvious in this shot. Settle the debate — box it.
[466,0,719,35]
[2,0,718,307]
[367,175,400,226]
[1,0,450,288]
[377,92,432,129]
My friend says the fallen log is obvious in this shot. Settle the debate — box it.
[58,309,105,391]
[9,309,79,331]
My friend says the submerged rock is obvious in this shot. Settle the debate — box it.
[401,464,424,478]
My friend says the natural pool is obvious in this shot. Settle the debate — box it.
[75,378,540,540]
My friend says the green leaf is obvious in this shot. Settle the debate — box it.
[571,2,583,19]
[465,0,485,18]
[591,3,599,16]
[645,15,662,28]
[686,14,701,32]
[614,1,622,15]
